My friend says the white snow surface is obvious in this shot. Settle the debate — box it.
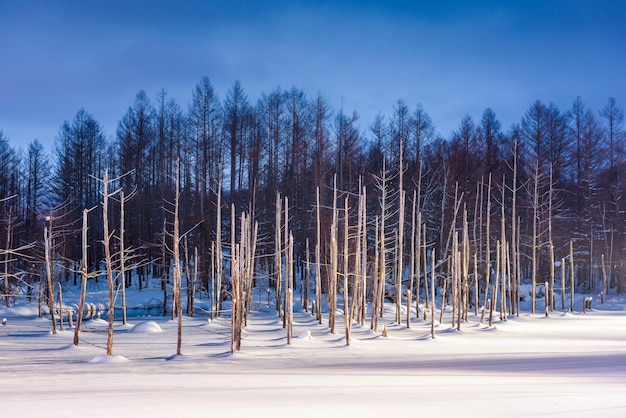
[129,320,163,333]
[1,286,625,417]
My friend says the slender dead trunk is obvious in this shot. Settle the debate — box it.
[371,216,380,331]
[343,197,351,346]
[430,248,436,339]
[275,193,282,316]
[601,254,607,304]
[57,281,63,331]
[74,209,89,346]
[215,180,223,317]
[102,169,116,356]
[570,241,575,312]
[304,238,310,312]
[329,178,338,333]
[315,187,322,324]
[481,175,492,323]
[282,197,289,328]
[287,234,294,345]
[408,190,416,328]
[44,226,56,334]
[561,257,566,310]
[531,164,539,314]
[120,191,128,325]
[173,161,183,356]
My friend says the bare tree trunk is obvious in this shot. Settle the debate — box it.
[531,164,539,314]
[162,219,168,316]
[120,191,128,325]
[315,187,322,324]
[173,161,183,356]
[304,238,310,312]
[343,197,351,346]
[395,189,405,324]
[192,246,198,316]
[329,178,338,334]
[510,140,519,317]
[473,254,479,316]
[57,281,63,331]
[287,234,293,345]
[422,223,429,321]
[43,226,56,334]
[549,243,555,312]
[430,249,436,339]
[371,216,380,331]
[378,164,387,324]
[358,185,367,325]
[230,244,239,355]
[38,272,43,319]
[601,254,607,304]
[493,240,500,324]
[561,257,566,310]
[462,209,470,323]
[570,241,575,312]
[415,211,422,320]
[282,197,289,328]
[3,211,12,308]
[211,241,216,319]
[275,193,282,316]
[500,177,507,321]
[215,181,223,317]
[408,190,416,328]
[481,175,492,323]
[102,169,116,356]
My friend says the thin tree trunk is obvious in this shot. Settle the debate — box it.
[601,254,607,304]
[173,161,183,356]
[58,281,63,331]
[215,181,223,317]
[315,187,322,324]
[102,169,115,356]
[329,178,338,334]
[120,191,128,325]
[275,193,282,316]
[371,216,380,331]
[44,226,56,334]
[481,175,492,323]
[343,197,351,346]
[570,241,575,312]
[561,257,566,310]
[430,248,436,339]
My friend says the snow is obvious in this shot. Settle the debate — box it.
[129,320,163,333]
[1,285,626,417]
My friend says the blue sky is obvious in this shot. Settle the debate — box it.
[1,0,625,152]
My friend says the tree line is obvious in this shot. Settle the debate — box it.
[1,76,625,311]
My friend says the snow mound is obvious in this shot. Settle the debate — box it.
[297,330,312,340]
[89,355,129,364]
[2,305,40,317]
[129,320,163,333]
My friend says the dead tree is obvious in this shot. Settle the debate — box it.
[214,179,223,317]
[343,197,351,346]
[100,169,120,356]
[275,193,283,317]
[329,178,338,334]
[73,206,97,346]
[315,187,322,324]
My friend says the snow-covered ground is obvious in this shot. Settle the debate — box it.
[1,285,625,417]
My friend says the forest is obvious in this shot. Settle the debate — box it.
[1,76,625,333]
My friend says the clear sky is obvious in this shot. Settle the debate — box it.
[1,0,625,152]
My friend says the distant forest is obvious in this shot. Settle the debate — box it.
[1,76,625,310]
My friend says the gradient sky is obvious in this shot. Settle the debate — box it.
[1,0,625,152]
